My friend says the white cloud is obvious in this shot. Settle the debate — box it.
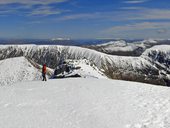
[120,7,144,10]
[102,22,170,39]
[57,13,99,21]
[57,11,120,21]
[56,8,170,22]
[157,29,167,34]
[105,22,165,32]
[0,0,68,5]
[128,9,170,20]
[123,0,149,4]
[0,0,70,17]
[28,6,70,16]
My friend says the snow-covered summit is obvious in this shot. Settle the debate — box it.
[0,57,42,86]
[51,38,71,41]
[142,45,170,64]
[85,39,161,57]
[97,40,127,47]
[0,78,170,128]
[143,45,170,55]
[141,39,158,44]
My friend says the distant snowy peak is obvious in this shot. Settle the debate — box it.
[142,45,170,59]
[85,39,162,56]
[0,57,42,86]
[97,39,157,47]
[141,39,158,44]
[95,40,141,53]
[142,45,170,64]
[144,45,170,54]
[51,38,71,41]
[97,40,127,47]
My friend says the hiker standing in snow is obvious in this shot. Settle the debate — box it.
[42,64,47,81]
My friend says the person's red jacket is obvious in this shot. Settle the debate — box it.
[42,64,47,74]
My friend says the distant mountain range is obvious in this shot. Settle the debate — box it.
[84,39,170,56]
[0,43,170,86]
[0,38,155,46]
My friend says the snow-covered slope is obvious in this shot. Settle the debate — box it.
[98,40,143,53]
[85,40,145,56]
[0,57,42,86]
[0,78,170,128]
[0,57,106,86]
[56,59,107,79]
[84,39,166,56]
[141,45,170,73]
[0,45,170,85]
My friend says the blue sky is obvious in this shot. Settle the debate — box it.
[0,0,170,39]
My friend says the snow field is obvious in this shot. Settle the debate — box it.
[0,79,170,128]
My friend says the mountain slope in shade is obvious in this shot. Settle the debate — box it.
[0,79,170,128]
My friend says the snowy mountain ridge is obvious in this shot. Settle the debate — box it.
[84,39,170,56]
[0,44,170,85]
[0,56,107,86]
[96,40,127,47]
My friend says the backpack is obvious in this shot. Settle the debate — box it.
[42,64,47,74]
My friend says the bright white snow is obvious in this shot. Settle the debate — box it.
[61,59,107,79]
[0,57,42,86]
[0,48,170,127]
[0,79,169,128]
[0,57,106,86]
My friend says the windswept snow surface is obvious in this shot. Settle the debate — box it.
[0,79,170,128]
[0,57,42,86]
